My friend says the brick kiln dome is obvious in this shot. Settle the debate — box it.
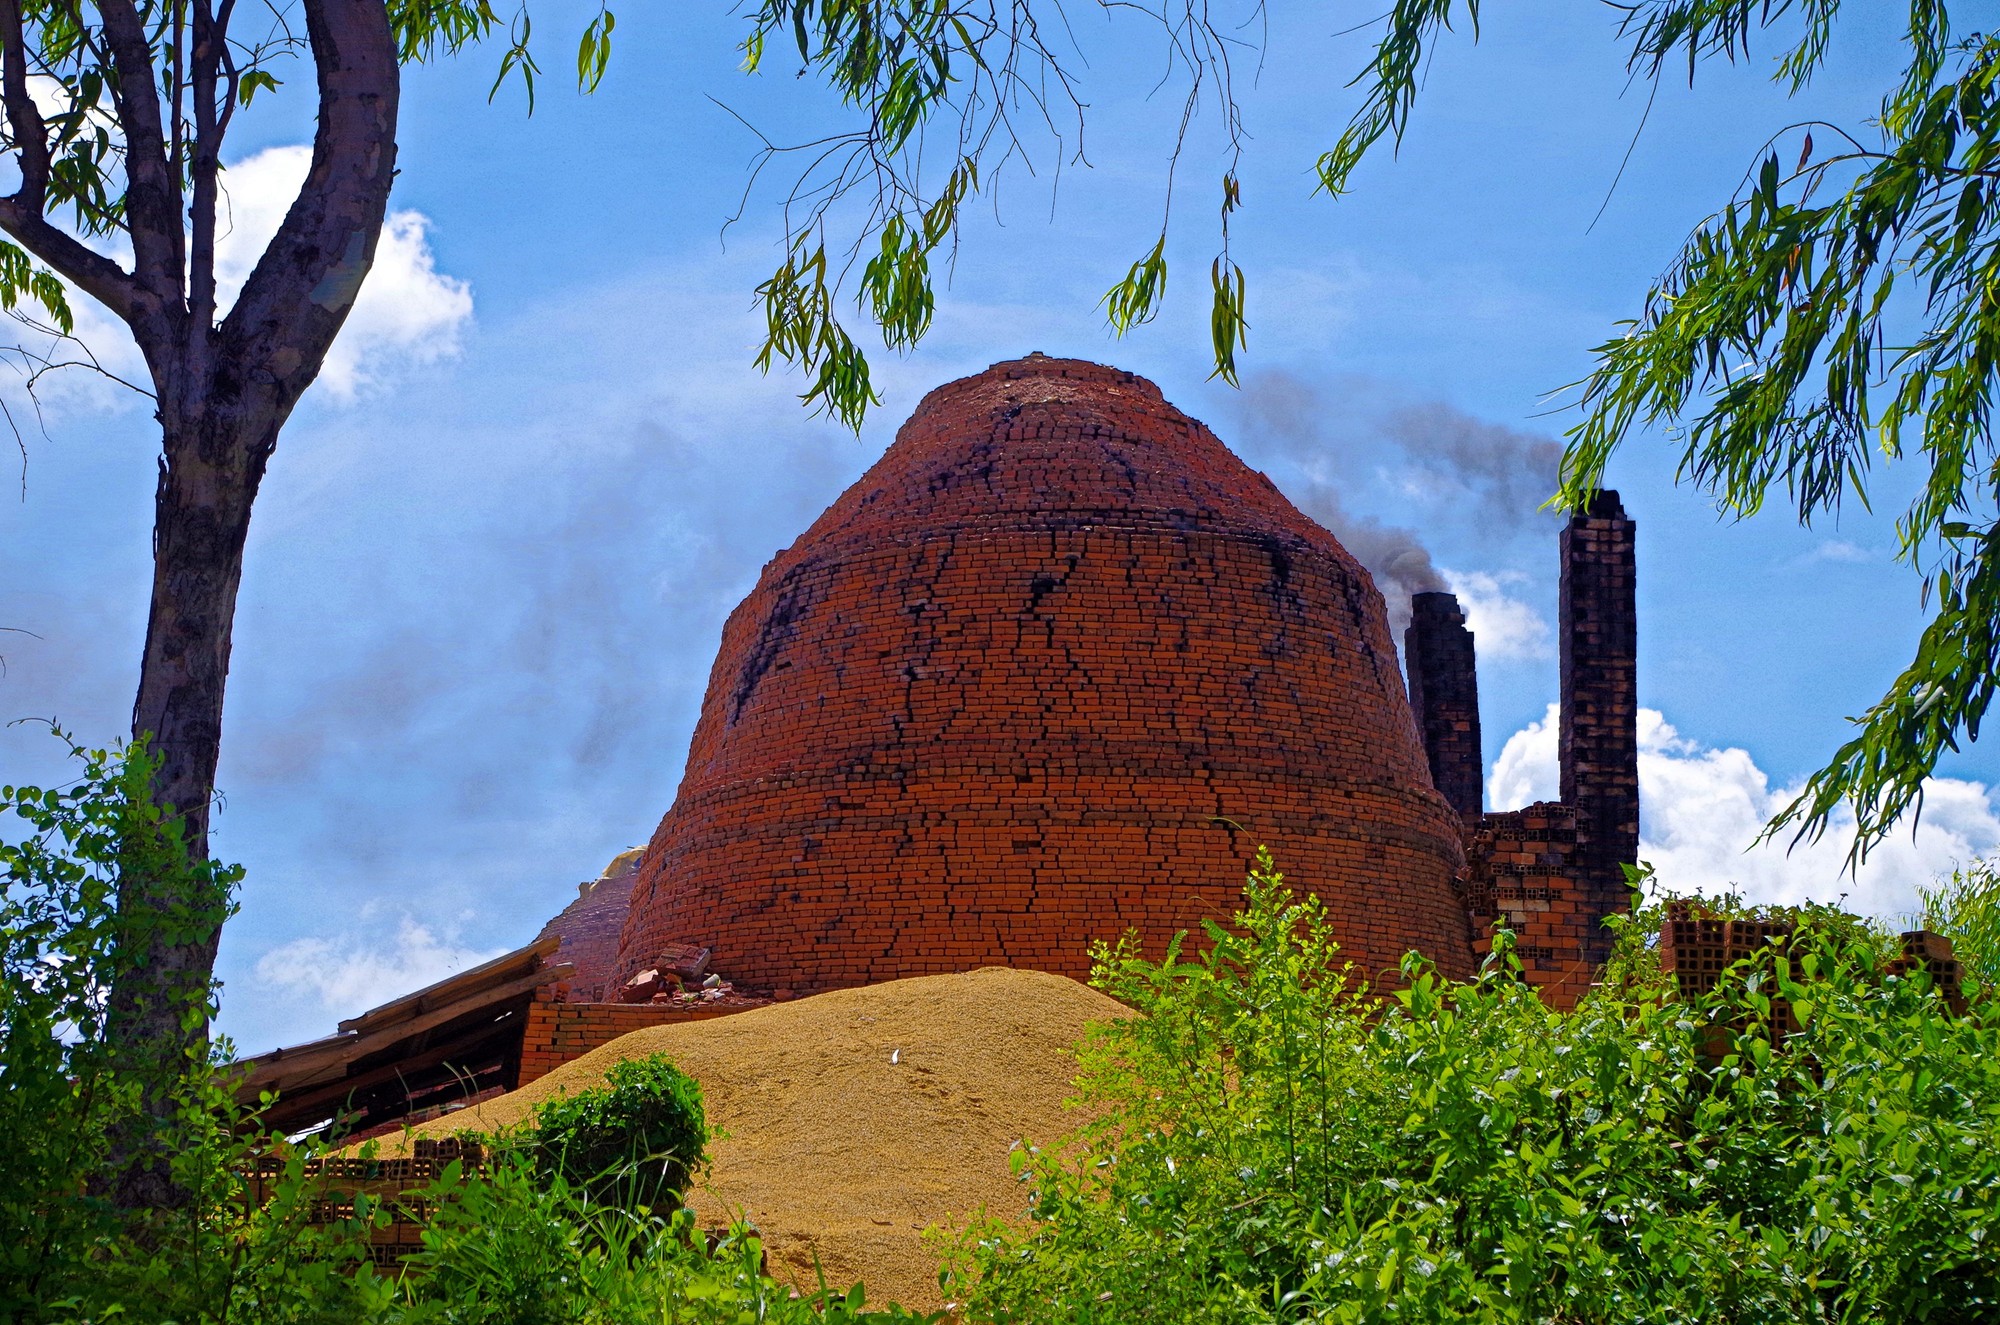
[617,355,1475,993]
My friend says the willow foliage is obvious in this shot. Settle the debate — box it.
[1323,1,2000,857]
[946,851,2000,1324]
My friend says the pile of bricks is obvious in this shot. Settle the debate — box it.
[242,1137,488,1269]
[616,355,1477,997]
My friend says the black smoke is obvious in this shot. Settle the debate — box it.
[1229,370,1562,637]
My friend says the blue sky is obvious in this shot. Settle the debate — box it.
[4,1,1995,1053]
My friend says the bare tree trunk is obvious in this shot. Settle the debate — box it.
[104,407,271,1207]
[93,0,402,1206]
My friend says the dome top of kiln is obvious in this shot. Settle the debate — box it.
[785,354,1362,572]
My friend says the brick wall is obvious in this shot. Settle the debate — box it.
[617,356,1477,995]
[1461,802,1598,1007]
[535,862,641,1002]
[1558,490,1639,965]
[1405,590,1482,821]
[517,988,767,1086]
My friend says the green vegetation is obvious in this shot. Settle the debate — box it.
[945,849,2000,1324]
[12,739,1999,1320]
[1923,858,2000,992]
[397,1150,938,1325]
[3,733,384,1322]
[2,737,935,1324]
[531,1054,710,1213]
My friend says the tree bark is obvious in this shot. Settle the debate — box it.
[95,0,402,1205]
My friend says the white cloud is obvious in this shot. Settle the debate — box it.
[215,146,473,399]
[1489,701,1562,810]
[1442,567,1552,660]
[1487,704,2000,919]
[1816,539,1873,562]
[251,917,504,1025]
[0,144,470,420]
[1791,538,1875,567]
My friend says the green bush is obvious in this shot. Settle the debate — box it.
[3,733,921,1324]
[1922,856,2000,994]
[532,1053,709,1213]
[946,848,2000,1325]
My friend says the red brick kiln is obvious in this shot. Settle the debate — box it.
[615,354,1480,994]
[236,356,1645,1134]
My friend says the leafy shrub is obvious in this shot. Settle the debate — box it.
[946,848,2000,1325]
[4,733,920,1325]
[2,732,390,1323]
[1922,856,2000,993]
[399,1145,941,1325]
[532,1053,709,1212]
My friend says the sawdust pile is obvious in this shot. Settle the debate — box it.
[394,966,1126,1311]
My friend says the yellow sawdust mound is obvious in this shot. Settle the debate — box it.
[393,966,1125,1311]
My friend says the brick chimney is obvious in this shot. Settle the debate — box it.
[1558,490,1639,963]
[1405,590,1482,820]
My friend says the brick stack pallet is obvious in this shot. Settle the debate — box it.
[1658,901,1970,1061]
[242,1136,487,1269]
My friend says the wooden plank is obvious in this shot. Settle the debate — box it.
[255,1010,528,1133]
[233,1029,359,1079]
[239,961,573,1098]
[234,938,560,1087]
[337,935,562,1035]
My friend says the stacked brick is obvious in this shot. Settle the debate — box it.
[1404,591,1482,821]
[1659,901,1798,1054]
[1658,905,1970,1057]
[1659,901,1794,1000]
[516,986,768,1086]
[616,355,1477,995]
[1558,491,1639,967]
[242,1137,487,1269]
[1460,803,1595,1006]
[1886,929,1970,1015]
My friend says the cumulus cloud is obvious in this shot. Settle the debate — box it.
[1488,704,2000,918]
[252,917,505,1024]
[3,144,473,421]
[1489,702,1562,809]
[214,146,473,398]
[1442,568,1551,661]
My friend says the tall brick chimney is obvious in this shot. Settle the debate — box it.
[1405,591,1482,820]
[1558,490,1639,963]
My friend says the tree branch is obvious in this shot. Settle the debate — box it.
[96,0,188,312]
[221,0,398,416]
[0,0,142,317]
[187,0,223,341]
[0,0,52,205]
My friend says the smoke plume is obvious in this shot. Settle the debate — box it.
[1230,370,1563,636]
